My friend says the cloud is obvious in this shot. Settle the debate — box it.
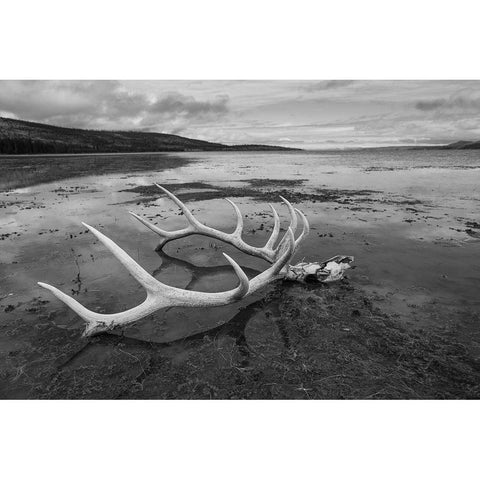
[150,93,229,116]
[1,80,480,147]
[415,93,480,112]
[303,80,355,92]
[0,81,229,132]
[415,99,445,111]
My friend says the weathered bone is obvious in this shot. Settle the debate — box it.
[38,185,353,337]
[285,255,354,283]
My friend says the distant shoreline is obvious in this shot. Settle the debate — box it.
[3,142,480,158]
[3,143,480,158]
[0,117,298,155]
[0,150,298,159]
[1,117,479,155]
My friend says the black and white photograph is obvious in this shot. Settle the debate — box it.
[1,79,479,400]
[1,1,479,479]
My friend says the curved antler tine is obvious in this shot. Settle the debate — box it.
[279,196,298,233]
[37,279,166,336]
[264,204,280,250]
[129,211,193,238]
[37,281,105,326]
[82,223,159,293]
[272,227,295,274]
[37,281,163,336]
[222,253,249,299]
[155,184,200,227]
[247,227,295,294]
[275,221,294,258]
[225,199,243,236]
[293,208,310,248]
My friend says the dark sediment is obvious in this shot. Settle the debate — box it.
[1,280,478,399]
[120,180,380,205]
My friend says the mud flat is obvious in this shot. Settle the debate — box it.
[0,153,190,192]
[0,150,479,398]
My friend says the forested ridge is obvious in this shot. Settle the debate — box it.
[0,117,295,154]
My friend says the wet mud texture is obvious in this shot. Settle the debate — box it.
[1,152,479,399]
[1,279,478,399]
[121,179,380,206]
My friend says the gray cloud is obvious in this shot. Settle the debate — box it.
[303,80,355,92]
[415,99,446,111]
[0,81,229,132]
[415,94,480,112]
[150,93,229,116]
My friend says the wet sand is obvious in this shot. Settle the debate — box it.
[0,150,479,398]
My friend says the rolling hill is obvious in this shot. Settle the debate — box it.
[0,117,296,154]
[441,140,480,150]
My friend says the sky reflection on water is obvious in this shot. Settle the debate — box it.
[1,149,479,341]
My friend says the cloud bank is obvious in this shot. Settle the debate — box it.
[1,80,479,148]
[0,80,230,133]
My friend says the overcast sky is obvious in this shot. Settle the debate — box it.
[1,80,479,149]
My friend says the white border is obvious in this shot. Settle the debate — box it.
[2,0,480,79]
[1,1,479,479]
[1,401,479,480]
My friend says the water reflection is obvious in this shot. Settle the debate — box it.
[2,150,480,398]
[1,150,480,369]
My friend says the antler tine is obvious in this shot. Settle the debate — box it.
[270,206,309,260]
[293,208,310,249]
[272,219,294,258]
[129,184,201,247]
[225,198,244,236]
[222,253,249,298]
[129,211,193,246]
[38,222,166,334]
[264,204,280,250]
[37,281,163,337]
[272,227,296,275]
[82,223,160,292]
[279,196,298,233]
[274,196,299,255]
[248,227,295,293]
[155,184,201,228]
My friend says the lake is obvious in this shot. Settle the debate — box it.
[1,149,479,398]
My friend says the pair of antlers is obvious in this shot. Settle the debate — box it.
[38,185,310,336]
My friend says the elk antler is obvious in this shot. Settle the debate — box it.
[38,221,295,337]
[39,185,353,337]
[129,185,310,263]
[129,185,353,283]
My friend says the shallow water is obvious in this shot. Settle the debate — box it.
[1,150,479,396]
